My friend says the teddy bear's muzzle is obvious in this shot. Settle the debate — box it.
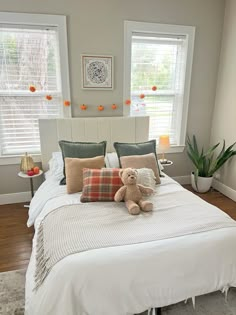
[128,177,136,184]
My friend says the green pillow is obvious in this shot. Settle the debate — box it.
[59,140,107,185]
[113,139,160,174]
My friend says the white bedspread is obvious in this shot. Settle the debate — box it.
[25,176,236,315]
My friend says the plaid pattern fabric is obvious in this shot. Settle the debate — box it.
[80,168,123,202]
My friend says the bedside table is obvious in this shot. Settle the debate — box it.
[18,170,43,198]
[159,160,173,167]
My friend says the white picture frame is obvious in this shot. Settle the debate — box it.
[81,54,113,90]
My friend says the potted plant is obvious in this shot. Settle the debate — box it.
[187,135,236,193]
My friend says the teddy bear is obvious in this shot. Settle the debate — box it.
[114,168,154,215]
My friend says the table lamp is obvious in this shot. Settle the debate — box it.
[159,135,170,163]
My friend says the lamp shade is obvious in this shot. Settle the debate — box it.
[159,135,170,151]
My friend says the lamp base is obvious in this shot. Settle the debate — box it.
[159,159,172,165]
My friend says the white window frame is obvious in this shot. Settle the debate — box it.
[0,12,71,165]
[123,21,195,153]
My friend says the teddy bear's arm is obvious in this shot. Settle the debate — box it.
[137,184,154,195]
[114,186,127,202]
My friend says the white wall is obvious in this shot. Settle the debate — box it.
[0,0,225,196]
[211,0,236,192]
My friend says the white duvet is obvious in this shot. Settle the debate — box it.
[25,176,236,315]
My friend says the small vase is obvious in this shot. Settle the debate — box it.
[191,172,213,193]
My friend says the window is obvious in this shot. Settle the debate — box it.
[0,12,70,157]
[124,21,195,152]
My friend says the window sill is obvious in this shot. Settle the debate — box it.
[156,145,185,154]
[0,154,42,166]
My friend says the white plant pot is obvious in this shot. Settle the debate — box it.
[191,172,213,193]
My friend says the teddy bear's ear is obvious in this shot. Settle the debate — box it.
[134,169,138,175]
[119,169,124,177]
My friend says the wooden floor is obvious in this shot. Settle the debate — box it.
[184,185,236,220]
[0,203,34,272]
[0,187,235,273]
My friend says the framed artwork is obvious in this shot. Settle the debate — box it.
[81,55,113,90]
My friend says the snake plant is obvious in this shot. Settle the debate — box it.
[187,135,236,180]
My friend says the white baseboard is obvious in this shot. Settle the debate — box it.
[213,179,236,202]
[0,191,31,205]
[173,175,191,185]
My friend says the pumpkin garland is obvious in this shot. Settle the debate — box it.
[28,83,158,112]
[34,83,158,112]
[28,82,158,113]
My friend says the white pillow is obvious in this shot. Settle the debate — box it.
[105,152,164,172]
[136,168,156,190]
[45,151,64,180]
[105,152,120,168]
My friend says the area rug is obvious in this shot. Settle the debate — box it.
[163,287,236,314]
[0,268,235,315]
[140,288,236,315]
[0,269,25,315]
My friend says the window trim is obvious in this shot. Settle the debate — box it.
[0,154,42,166]
[0,12,71,164]
[123,21,195,153]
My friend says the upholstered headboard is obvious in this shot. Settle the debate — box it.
[39,116,149,170]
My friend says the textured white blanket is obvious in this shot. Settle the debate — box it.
[35,190,236,289]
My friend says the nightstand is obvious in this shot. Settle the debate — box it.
[159,160,173,167]
[18,170,43,198]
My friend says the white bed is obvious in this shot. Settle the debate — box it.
[25,117,236,315]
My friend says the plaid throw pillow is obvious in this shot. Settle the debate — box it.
[80,168,123,202]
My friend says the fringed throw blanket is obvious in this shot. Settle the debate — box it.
[35,196,236,290]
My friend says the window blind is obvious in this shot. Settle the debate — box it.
[0,26,63,155]
[130,34,187,145]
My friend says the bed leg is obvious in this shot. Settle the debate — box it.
[155,307,162,315]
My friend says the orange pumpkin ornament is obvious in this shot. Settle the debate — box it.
[125,99,131,106]
[29,85,36,92]
[152,86,157,91]
[111,104,117,110]
[46,95,52,101]
[97,105,104,111]
[64,100,71,107]
[139,93,145,99]
[80,104,87,110]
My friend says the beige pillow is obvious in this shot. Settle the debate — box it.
[65,156,105,194]
[120,153,160,184]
